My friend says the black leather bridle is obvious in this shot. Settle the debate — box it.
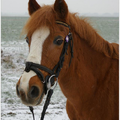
[24,21,73,120]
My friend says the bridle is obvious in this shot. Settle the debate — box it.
[24,21,73,120]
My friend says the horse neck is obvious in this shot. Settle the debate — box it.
[72,30,113,82]
[58,20,118,118]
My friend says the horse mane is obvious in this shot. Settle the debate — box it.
[23,5,119,60]
[68,13,119,60]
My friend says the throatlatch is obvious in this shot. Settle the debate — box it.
[24,21,73,120]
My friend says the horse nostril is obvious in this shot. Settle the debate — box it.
[16,85,20,97]
[29,86,39,98]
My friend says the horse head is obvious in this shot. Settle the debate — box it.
[16,0,71,107]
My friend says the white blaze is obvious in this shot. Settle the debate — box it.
[19,27,50,92]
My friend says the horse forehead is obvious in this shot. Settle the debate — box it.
[30,27,50,53]
[26,27,50,64]
[31,27,50,41]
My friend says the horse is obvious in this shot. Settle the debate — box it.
[16,0,119,120]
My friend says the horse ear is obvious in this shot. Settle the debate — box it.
[28,0,41,16]
[54,0,68,20]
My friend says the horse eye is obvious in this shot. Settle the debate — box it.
[54,36,63,45]
[56,39,63,45]
[25,36,29,44]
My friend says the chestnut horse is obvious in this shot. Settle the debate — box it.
[16,0,119,120]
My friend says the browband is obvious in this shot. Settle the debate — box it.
[56,21,71,29]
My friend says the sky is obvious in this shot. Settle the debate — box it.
[1,0,119,16]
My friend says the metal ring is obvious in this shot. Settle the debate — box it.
[47,74,58,90]
[50,78,58,90]
[48,74,56,82]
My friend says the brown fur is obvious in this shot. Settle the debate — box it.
[18,0,119,120]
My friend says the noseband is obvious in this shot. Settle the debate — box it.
[24,21,73,120]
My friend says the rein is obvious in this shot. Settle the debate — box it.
[24,21,73,120]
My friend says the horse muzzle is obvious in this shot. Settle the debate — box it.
[16,76,44,106]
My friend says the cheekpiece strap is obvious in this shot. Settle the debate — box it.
[56,21,74,67]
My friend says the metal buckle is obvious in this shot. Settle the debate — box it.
[47,74,58,90]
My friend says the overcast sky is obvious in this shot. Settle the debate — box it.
[1,0,119,16]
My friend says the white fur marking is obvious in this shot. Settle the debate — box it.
[26,27,50,64]
[20,27,50,93]
[19,71,36,93]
